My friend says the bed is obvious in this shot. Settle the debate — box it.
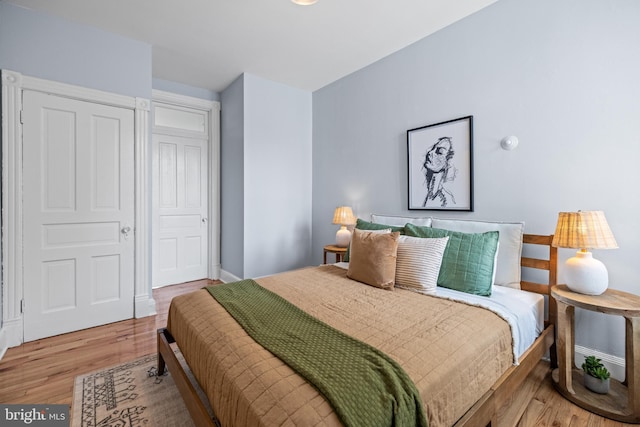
[157,218,557,427]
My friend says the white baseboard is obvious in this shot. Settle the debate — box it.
[135,295,157,318]
[574,345,625,382]
[0,327,7,361]
[219,269,241,283]
[0,318,23,354]
[209,263,221,281]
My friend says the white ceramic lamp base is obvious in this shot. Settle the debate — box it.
[335,226,352,248]
[564,251,609,295]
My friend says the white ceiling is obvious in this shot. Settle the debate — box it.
[6,0,498,93]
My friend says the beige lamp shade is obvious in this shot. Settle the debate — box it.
[332,206,356,226]
[551,211,617,295]
[551,211,618,250]
[332,207,356,247]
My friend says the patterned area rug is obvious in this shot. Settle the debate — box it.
[72,353,217,427]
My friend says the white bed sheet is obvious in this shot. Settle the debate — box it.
[333,262,544,364]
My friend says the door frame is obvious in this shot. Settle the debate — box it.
[1,69,154,349]
[151,89,221,285]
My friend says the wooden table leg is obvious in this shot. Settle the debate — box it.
[323,250,327,264]
[626,316,640,417]
[557,300,575,394]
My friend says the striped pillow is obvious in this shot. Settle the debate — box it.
[395,236,449,294]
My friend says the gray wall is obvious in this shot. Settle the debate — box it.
[312,0,640,358]
[0,4,219,101]
[220,75,246,277]
[0,1,151,98]
[153,78,219,101]
[221,73,313,279]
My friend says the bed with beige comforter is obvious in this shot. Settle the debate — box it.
[167,265,514,427]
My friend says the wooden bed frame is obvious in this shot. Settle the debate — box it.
[157,233,558,427]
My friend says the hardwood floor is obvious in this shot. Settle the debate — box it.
[0,280,633,426]
[0,279,215,405]
[515,362,633,427]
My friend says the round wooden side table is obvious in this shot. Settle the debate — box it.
[323,245,347,264]
[551,284,640,423]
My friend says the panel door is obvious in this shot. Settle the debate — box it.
[152,134,208,287]
[22,90,135,342]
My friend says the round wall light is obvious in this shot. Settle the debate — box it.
[292,0,318,5]
[500,136,519,150]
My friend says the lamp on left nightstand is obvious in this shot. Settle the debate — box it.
[332,206,356,247]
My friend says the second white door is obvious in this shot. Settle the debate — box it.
[152,134,208,287]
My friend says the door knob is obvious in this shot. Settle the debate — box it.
[121,226,132,239]
[202,218,208,223]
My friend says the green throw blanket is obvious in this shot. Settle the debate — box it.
[206,280,428,427]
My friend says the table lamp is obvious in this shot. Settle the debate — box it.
[551,211,618,295]
[332,206,356,247]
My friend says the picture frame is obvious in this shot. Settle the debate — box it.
[407,115,473,211]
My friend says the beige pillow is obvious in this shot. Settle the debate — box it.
[395,235,449,294]
[347,229,400,290]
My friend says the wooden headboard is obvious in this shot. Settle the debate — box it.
[520,233,557,368]
[521,234,558,296]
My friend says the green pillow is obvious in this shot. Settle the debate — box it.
[344,218,405,262]
[404,223,499,296]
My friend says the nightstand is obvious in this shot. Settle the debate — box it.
[551,284,640,423]
[323,245,347,264]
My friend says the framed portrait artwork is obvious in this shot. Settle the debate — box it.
[407,115,474,211]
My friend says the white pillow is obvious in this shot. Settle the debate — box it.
[395,235,449,294]
[371,214,432,227]
[431,218,524,289]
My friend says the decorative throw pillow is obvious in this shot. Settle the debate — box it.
[347,229,400,290]
[348,227,391,261]
[343,218,405,262]
[395,236,449,294]
[404,223,499,296]
[431,218,524,289]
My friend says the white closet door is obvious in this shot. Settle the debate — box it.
[152,133,209,287]
[22,90,135,342]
